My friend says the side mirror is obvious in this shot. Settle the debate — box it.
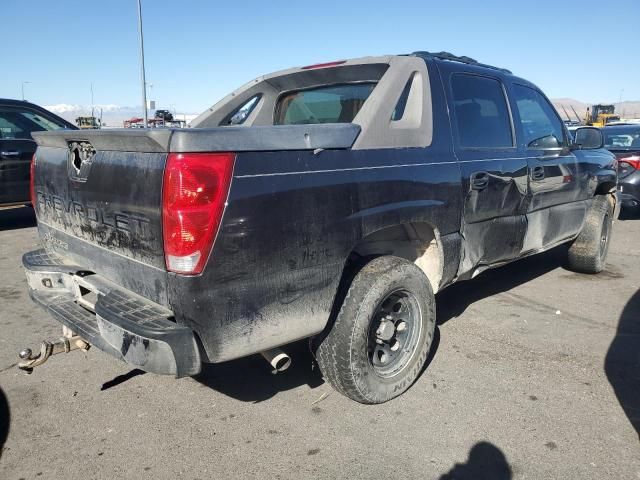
[573,127,603,150]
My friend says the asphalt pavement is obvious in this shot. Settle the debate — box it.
[0,206,638,479]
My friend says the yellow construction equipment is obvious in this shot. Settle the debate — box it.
[75,116,101,129]
[585,104,620,127]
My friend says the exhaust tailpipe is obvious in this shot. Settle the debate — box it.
[260,348,291,373]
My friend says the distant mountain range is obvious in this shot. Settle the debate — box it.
[551,99,640,122]
[44,104,198,127]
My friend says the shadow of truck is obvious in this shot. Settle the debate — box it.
[0,386,9,459]
[605,289,640,438]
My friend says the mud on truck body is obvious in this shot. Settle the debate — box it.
[22,52,617,403]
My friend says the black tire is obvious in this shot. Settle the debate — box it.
[568,195,614,274]
[315,256,436,404]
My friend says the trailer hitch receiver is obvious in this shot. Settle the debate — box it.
[18,335,90,374]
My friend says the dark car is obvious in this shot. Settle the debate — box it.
[154,109,174,122]
[0,99,76,206]
[603,124,640,210]
[22,52,617,403]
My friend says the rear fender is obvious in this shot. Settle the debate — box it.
[345,202,462,293]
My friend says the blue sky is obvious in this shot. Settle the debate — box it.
[3,0,639,115]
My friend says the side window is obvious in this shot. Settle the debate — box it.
[391,75,413,121]
[512,85,565,149]
[0,108,65,140]
[390,71,423,128]
[20,111,65,131]
[451,74,513,148]
[222,95,261,126]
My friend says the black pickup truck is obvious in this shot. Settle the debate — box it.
[22,52,617,404]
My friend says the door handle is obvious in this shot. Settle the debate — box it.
[531,166,545,181]
[1,150,21,157]
[471,171,489,190]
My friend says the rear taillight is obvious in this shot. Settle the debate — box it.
[619,155,640,170]
[162,152,235,275]
[618,155,640,179]
[30,154,36,206]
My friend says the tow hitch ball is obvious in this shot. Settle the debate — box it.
[18,335,90,374]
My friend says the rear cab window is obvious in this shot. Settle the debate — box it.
[603,126,640,149]
[274,83,376,125]
[450,74,513,148]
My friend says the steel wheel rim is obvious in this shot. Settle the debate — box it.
[367,290,422,378]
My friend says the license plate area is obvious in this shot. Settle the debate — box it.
[68,273,106,313]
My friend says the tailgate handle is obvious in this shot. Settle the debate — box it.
[1,150,21,157]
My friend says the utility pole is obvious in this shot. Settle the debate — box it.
[21,81,31,101]
[91,82,95,117]
[137,0,148,128]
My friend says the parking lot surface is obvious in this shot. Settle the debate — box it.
[0,206,638,479]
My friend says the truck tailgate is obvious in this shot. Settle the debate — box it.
[31,140,169,305]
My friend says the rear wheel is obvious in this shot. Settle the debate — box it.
[568,195,614,274]
[315,256,436,404]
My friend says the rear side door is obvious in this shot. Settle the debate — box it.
[441,66,530,272]
[0,106,68,205]
[510,84,585,252]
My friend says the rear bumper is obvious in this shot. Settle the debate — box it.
[22,249,201,377]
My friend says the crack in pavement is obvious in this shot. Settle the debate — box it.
[0,362,18,373]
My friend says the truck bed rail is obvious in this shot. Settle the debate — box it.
[32,124,361,153]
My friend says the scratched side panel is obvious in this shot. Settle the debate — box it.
[167,147,462,362]
[456,158,529,272]
[459,159,529,223]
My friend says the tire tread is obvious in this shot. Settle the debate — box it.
[568,195,613,274]
[316,256,434,404]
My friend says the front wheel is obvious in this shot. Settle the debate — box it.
[315,256,436,404]
[568,195,614,274]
